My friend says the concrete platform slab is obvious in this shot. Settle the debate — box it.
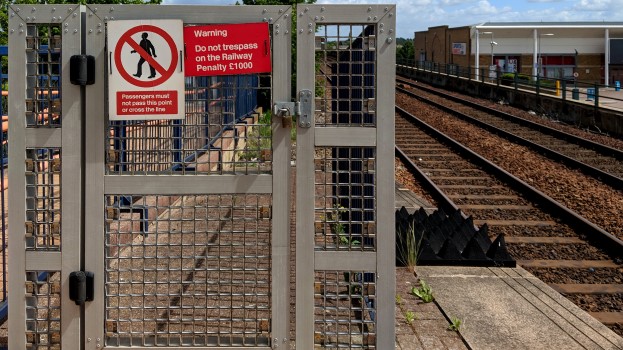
[416,266,623,350]
[396,183,437,212]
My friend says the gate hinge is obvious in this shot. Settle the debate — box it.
[69,271,94,305]
[70,55,95,86]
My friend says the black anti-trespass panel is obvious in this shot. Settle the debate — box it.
[395,206,516,267]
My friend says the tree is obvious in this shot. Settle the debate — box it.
[397,39,414,65]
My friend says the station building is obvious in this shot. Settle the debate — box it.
[413,22,623,85]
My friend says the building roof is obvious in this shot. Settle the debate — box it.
[471,22,623,38]
[477,22,623,29]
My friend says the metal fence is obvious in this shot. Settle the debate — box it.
[397,58,623,108]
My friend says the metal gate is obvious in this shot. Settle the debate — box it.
[9,3,395,349]
[295,5,396,349]
[9,4,292,349]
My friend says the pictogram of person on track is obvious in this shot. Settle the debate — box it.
[131,32,157,78]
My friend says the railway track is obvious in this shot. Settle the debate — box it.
[396,77,623,190]
[394,106,623,335]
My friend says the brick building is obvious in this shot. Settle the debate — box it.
[414,22,623,85]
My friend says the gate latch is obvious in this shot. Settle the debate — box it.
[69,271,94,305]
[273,89,313,128]
[273,101,298,128]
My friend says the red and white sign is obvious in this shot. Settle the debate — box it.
[108,20,184,120]
[452,43,466,55]
[184,23,271,77]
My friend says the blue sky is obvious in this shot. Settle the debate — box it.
[162,0,623,39]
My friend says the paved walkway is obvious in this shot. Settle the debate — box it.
[396,183,623,349]
[396,267,469,350]
[417,266,623,350]
[570,86,623,111]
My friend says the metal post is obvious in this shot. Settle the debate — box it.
[0,56,5,303]
[475,29,480,80]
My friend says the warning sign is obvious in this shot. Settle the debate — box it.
[108,20,184,120]
[117,91,177,115]
[184,23,271,77]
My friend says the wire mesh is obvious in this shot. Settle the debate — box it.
[314,270,377,349]
[25,24,61,128]
[107,75,272,175]
[314,24,376,127]
[314,147,376,251]
[104,194,272,347]
[25,148,61,251]
[25,271,61,350]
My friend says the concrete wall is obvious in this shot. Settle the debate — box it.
[397,65,623,137]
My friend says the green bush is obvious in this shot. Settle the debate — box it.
[539,79,556,88]
[501,73,531,86]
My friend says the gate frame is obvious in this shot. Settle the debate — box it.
[295,4,396,349]
[8,5,84,349]
[10,4,397,349]
[82,5,293,349]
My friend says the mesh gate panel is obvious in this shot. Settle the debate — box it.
[25,271,61,350]
[25,148,61,251]
[303,20,382,349]
[314,270,376,348]
[103,24,275,347]
[26,24,62,128]
[21,24,64,349]
[104,194,271,347]
[314,147,376,251]
[107,75,272,175]
[315,24,376,128]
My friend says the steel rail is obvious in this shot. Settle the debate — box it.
[397,77,623,159]
[395,106,623,258]
[397,84,623,191]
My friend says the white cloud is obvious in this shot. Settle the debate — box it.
[574,0,615,12]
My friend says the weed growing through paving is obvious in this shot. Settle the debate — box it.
[447,317,463,332]
[405,311,416,325]
[396,223,422,269]
[411,279,434,303]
